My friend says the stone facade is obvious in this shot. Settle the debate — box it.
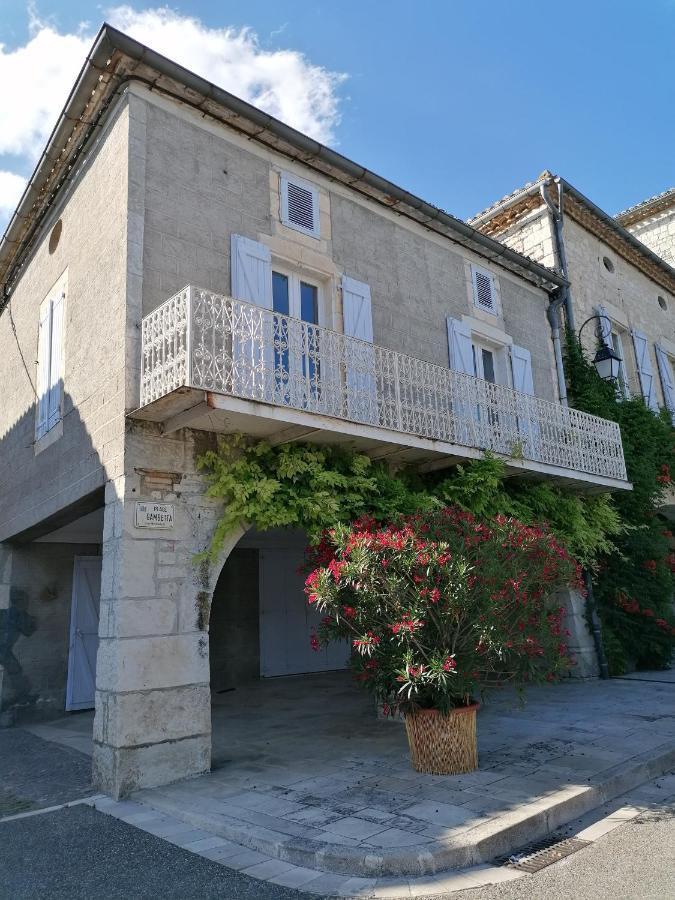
[622,205,675,268]
[488,201,675,406]
[0,83,604,798]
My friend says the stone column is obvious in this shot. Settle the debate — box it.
[559,588,600,679]
[92,469,223,798]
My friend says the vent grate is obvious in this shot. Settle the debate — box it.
[474,270,495,311]
[496,835,591,873]
[286,181,316,232]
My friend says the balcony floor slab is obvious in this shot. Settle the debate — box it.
[130,388,631,494]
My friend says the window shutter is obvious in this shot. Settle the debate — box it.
[280,174,320,238]
[342,276,373,343]
[342,276,376,423]
[593,305,613,349]
[446,317,474,375]
[631,329,658,411]
[471,266,496,314]
[47,293,64,430]
[655,344,675,423]
[230,234,272,309]
[36,301,52,439]
[510,345,535,395]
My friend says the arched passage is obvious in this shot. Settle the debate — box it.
[207,526,351,765]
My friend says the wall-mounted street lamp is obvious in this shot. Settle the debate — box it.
[577,315,623,382]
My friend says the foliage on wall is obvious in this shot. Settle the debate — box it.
[198,434,621,570]
[564,332,675,673]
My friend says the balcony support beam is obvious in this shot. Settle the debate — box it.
[161,399,211,435]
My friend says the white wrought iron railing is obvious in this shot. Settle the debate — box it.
[140,286,628,482]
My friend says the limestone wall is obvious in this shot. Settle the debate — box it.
[0,101,131,542]
[129,84,559,407]
[624,207,675,268]
[491,204,675,407]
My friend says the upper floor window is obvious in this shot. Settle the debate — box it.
[471,265,499,316]
[280,172,320,238]
[608,327,631,398]
[36,289,65,441]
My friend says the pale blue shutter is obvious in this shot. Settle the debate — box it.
[655,344,675,424]
[446,317,474,375]
[594,305,612,349]
[47,292,64,430]
[631,330,658,411]
[36,301,52,439]
[342,276,376,423]
[230,235,273,399]
[510,344,539,457]
[230,234,272,308]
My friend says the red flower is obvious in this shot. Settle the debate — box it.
[442,656,457,671]
[310,633,320,652]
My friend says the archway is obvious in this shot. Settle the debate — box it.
[207,526,351,766]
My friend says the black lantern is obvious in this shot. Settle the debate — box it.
[577,314,622,383]
[592,344,622,382]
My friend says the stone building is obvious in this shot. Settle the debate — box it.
[0,27,629,798]
[616,188,675,270]
[471,173,675,420]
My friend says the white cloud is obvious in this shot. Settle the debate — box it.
[0,6,345,231]
[0,171,28,218]
[107,7,345,144]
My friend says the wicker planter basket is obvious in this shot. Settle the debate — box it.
[404,704,479,775]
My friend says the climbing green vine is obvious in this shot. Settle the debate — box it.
[564,332,675,673]
[197,434,621,569]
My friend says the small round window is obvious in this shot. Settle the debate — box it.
[658,295,668,310]
[602,256,614,273]
[48,219,62,255]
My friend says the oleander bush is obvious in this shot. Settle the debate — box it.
[304,508,583,714]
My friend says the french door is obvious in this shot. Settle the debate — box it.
[272,270,321,408]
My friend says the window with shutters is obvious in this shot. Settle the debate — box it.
[280,172,320,238]
[36,290,65,442]
[471,265,498,315]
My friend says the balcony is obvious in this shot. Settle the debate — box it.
[133,286,630,491]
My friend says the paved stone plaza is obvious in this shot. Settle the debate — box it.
[30,671,675,888]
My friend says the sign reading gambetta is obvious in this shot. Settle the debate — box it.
[134,501,175,529]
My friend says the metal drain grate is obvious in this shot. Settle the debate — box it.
[496,835,591,873]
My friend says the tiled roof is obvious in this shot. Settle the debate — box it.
[615,188,675,225]
[469,171,553,225]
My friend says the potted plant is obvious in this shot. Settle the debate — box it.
[305,507,582,775]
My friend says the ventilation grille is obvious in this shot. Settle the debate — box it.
[286,180,316,233]
[474,269,496,311]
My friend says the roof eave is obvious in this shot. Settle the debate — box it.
[0,24,564,304]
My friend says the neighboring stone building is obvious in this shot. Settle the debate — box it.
[471,173,675,420]
[0,27,629,798]
[616,188,675,268]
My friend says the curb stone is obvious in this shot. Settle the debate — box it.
[118,742,675,878]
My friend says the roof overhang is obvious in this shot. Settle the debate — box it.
[471,174,675,297]
[0,24,565,308]
[616,188,675,228]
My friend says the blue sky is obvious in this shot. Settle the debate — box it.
[1,1,674,231]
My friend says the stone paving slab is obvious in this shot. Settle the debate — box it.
[119,673,675,878]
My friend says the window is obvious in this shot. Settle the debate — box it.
[472,343,497,384]
[280,173,320,238]
[36,290,65,441]
[272,268,321,405]
[471,265,498,315]
[609,328,630,398]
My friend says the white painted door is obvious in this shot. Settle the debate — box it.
[66,556,102,711]
[259,549,350,677]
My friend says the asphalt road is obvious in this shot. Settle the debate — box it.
[0,803,317,900]
[1,799,673,900]
[450,805,675,900]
